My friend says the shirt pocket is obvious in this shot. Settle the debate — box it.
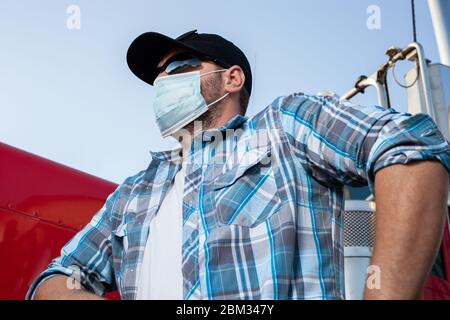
[212,146,282,228]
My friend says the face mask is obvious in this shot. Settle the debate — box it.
[153,69,229,137]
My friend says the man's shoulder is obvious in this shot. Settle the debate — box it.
[248,92,323,127]
[256,92,330,115]
[261,91,389,124]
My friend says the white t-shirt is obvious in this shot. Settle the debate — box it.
[136,166,185,300]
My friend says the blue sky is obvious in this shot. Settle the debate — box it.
[0,0,443,183]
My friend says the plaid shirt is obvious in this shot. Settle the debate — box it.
[27,93,450,300]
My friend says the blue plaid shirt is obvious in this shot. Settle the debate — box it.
[27,93,450,300]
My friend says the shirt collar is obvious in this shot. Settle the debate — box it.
[149,148,182,163]
[148,114,248,163]
[219,114,248,131]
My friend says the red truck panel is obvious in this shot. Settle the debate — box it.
[0,142,118,299]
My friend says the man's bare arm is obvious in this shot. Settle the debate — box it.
[34,275,105,300]
[364,161,449,299]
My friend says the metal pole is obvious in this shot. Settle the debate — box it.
[408,42,436,120]
[341,43,436,120]
[428,0,450,66]
[340,73,389,108]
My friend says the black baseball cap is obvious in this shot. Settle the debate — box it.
[126,29,252,95]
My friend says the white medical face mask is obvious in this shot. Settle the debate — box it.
[153,69,229,137]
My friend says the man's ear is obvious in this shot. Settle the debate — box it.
[223,65,245,94]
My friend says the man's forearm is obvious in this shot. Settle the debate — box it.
[34,275,105,300]
[364,161,449,299]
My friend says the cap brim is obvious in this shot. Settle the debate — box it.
[126,32,206,86]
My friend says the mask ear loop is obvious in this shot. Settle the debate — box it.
[200,69,228,77]
[200,69,230,108]
[206,92,230,108]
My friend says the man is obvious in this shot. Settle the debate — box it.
[27,30,450,300]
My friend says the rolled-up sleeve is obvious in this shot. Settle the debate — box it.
[278,93,450,192]
[26,183,124,299]
[364,110,450,189]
